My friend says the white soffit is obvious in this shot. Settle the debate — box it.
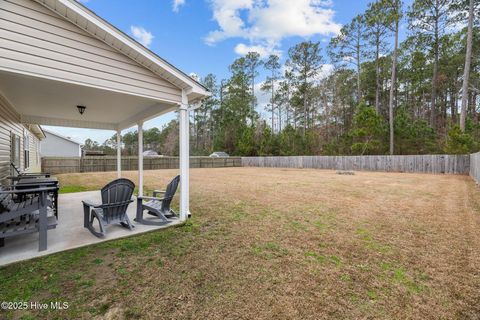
[0,70,176,130]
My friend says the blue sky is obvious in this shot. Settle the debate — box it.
[48,0,407,144]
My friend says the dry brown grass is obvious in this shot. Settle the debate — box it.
[3,168,480,319]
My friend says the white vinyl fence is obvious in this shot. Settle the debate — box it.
[242,155,471,175]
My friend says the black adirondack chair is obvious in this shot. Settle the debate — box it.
[82,178,135,238]
[0,186,57,251]
[135,175,180,226]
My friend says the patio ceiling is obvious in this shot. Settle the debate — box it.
[0,70,177,130]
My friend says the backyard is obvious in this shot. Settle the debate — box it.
[1,168,480,319]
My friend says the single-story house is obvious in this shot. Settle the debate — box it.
[40,129,82,157]
[0,0,210,221]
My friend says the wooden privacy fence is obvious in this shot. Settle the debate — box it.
[42,156,242,174]
[470,152,480,183]
[242,155,471,175]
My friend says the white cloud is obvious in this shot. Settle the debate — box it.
[189,72,200,81]
[205,0,341,55]
[318,63,334,80]
[254,81,271,109]
[234,43,281,58]
[173,0,185,12]
[130,26,154,48]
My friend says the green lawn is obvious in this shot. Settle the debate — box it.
[58,185,91,194]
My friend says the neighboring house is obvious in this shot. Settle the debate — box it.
[0,94,45,180]
[40,130,82,157]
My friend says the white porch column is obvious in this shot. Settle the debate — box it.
[138,121,144,196]
[179,91,190,221]
[116,129,122,178]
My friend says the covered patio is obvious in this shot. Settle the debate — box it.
[0,0,209,265]
[0,190,184,266]
[0,71,205,265]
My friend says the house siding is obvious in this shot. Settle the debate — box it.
[0,93,24,182]
[40,132,81,157]
[0,0,182,102]
[0,94,44,181]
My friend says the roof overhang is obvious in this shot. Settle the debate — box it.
[33,0,210,103]
[0,0,210,132]
[0,70,177,131]
[25,124,46,140]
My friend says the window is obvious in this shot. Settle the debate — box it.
[10,133,21,173]
[24,134,30,170]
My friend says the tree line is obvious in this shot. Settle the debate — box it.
[85,0,479,156]
[82,121,179,156]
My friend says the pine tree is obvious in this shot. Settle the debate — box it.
[329,15,369,103]
[195,74,218,152]
[408,0,455,129]
[460,0,475,131]
[288,41,323,137]
[350,103,388,155]
[365,1,393,114]
[261,54,281,132]
[245,52,263,125]
[384,0,403,155]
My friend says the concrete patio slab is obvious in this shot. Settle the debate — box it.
[0,191,181,266]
